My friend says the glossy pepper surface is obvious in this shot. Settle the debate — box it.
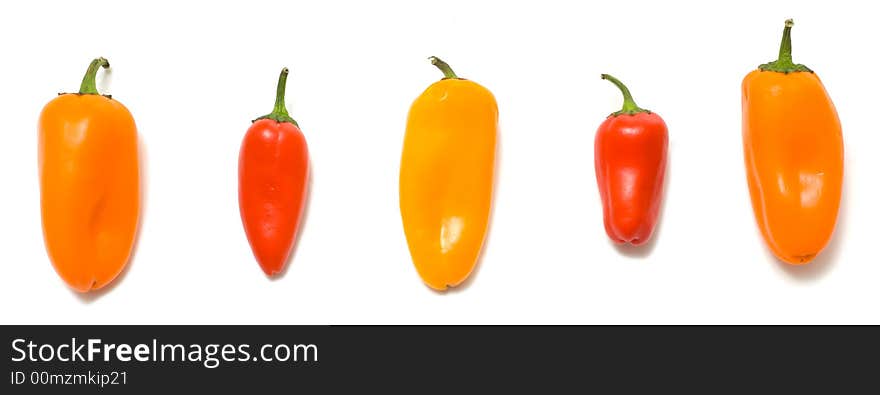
[239,68,309,276]
[742,20,843,264]
[399,57,498,290]
[594,74,668,245]
[38,58,141,292]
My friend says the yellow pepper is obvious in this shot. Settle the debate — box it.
[399,57,498,291]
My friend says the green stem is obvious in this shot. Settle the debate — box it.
[601,74,649,116]
[758,19,813,73]
[429,56,459,79]
[255,68,297,125]
[78,57,109,95]
[777,19,795,64]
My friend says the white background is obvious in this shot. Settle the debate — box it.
[1,0,877,324]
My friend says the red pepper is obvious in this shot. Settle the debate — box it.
[594,74,668,245]
[239,68,309,276]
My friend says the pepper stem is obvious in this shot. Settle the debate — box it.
[255,68,298,125]
[429,56,459,79]
[601,74,649,116]
[78,57,109,95]
[758,19,813,73]
[778,19,795,64]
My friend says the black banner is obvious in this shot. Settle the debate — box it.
[2,325,878,392]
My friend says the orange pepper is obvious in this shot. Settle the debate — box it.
[399,57,498,290]
[38,58,141,291]
[742,20,844,264]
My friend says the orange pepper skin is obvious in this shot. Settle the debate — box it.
[399,57,498,291]
[742,21,843,265]
[38,58,140,291]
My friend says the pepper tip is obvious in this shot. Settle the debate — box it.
[785,19,794,28]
